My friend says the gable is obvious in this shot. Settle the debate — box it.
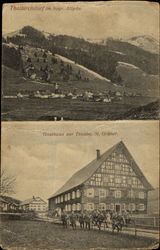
[86,148,145,189]
[31,197,46,204]
[86,143,153,190]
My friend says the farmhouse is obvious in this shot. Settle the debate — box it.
[48,141,153,214]
[20,196,47,212]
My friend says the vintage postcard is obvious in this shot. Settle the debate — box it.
[0,1,160,250]
[1,1,160,121]
[0,121,159,249]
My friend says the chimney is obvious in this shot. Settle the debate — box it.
[96,149,100,160]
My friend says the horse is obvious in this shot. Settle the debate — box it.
[112,215,125,232]
[92,212,106,231]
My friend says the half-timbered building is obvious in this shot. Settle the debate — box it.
[48,141,153,214]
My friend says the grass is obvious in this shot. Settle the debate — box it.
[0,220,156,249]
[2,65,158,121]
[1,98,133,121]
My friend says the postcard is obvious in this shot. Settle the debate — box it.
[1,1,159,249]
[1,1,159,121]
[1,121,159,249]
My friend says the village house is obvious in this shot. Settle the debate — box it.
[0,196,21,212]
[48,141,153,215]
[20,196,47,212]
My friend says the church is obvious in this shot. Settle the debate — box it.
[48,141,153,214]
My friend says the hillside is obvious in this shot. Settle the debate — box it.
[113,62,159,96]
[117,100,160,120]
[2,26,159,121]
[3,26,159,89]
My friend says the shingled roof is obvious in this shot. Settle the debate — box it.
[49,141,153,199]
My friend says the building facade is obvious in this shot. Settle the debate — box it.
[48,141,153,214]
[20,196,47,212]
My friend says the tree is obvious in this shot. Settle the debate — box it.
[0,168,17,196]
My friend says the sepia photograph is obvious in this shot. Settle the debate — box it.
[1,1,160,121]
[1,121,159,249]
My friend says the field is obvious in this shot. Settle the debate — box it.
[0,220,156,249]
[2,65,159,121]
[2,98,135,121]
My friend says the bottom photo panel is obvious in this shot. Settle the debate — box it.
[1,121,159,249]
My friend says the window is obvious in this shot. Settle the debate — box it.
[76,203,81,211]
[68,204,71,211]
[139,192,145,199]
[55,198,58,204]
[99,189,106,197]
[72,191,76,199]
[60,195,63,202]
[99,203,106,210]
[57,196,60,203]
[138,204,145,211]
[67,193,71,200]
[129,203,135,211]
[76,189,80,198]
[72,204,76,211]
[65,204,68,211]
[132,177,138,185]
[110,175,114,183]
[87,203,94,211]
[65,194,67,201]
[128,190,134,198]
[115,190,121,198]
[122,176,126,184]
[86,188,94,197]
[115,177,121,184]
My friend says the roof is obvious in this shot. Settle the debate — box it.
[1,196,21,205]
[49,141,153,199]
[21,197,46,205]
[0,197,9,203]
[21,198,34,205]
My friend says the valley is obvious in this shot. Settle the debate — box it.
[1,26,159,120]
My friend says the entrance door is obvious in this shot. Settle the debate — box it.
[115,204,121,213]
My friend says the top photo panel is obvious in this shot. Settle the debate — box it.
[2,1,159,121]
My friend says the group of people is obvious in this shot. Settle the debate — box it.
[61,210,132,232]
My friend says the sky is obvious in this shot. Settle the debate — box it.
[2,121,159,202]
[2,1,159,40]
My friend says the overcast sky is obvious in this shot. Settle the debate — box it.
[2,1,159,40]
[2,121,159,202]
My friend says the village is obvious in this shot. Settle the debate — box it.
[3,43,143,103]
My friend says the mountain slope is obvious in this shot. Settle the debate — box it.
[126,35,159,54]
[2,26,159,96]
[113,61,159,96]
